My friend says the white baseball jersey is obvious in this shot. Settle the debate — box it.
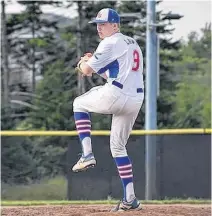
[87,32,144,95]
[74,32,144,157]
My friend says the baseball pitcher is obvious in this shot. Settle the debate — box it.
[73,8,144,212]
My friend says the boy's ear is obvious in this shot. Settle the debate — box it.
[113,23,118,28]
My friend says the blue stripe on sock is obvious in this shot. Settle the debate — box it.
[74,112,90,120]
[74,111,91,143]
[115,156,131,166]
[114,156,133,202]
[79,133,90,140]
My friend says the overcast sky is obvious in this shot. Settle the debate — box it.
[5,0,212,40]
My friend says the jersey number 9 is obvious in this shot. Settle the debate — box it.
[132,50,140,72]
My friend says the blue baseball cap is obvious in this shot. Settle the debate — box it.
[88,8,120,24]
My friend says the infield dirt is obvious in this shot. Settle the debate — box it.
[2,204,211,216]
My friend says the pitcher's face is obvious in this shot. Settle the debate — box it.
[97,23,117,39]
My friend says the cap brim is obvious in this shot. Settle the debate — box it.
[88,19,108,24]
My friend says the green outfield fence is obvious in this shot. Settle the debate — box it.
[1,128,212,136]
[1,128,211,200]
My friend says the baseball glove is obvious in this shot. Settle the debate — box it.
[75,53,93,74]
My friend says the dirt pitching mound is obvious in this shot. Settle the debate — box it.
[2,204,211,216]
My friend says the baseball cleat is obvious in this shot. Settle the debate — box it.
[110,198,142,212]
[72,153,96,172]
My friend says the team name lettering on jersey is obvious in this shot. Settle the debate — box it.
[124,38,135,45]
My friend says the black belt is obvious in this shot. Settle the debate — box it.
[112,80,143,93]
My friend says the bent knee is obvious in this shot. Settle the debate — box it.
[73,97,80,107]
[73,97,86,112]
[110,143,127,158]
[73,97,80,110]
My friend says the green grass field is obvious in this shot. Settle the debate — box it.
[2,176,211,206]
[2,199,211,206]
